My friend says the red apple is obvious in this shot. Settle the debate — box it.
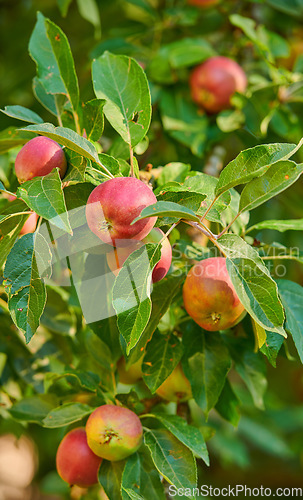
[56,427,102,487]
[85,177,157,246]
[15,136,67,183]
[182,257,245,331]
[189,56,247,113]
[86,405,143,461]
[20,212,39,235]
[106,227,172,282]
[156,363,192,402]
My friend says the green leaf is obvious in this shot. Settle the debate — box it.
[156,189,206,225]
[146,413,209,465]
[0,127,35,154]
[217,234,285,335]
[183,173,231,223]
[4,233,50,342]
[183,330,231,415]
[125,274,184,365]
[30,13,79,115]
[215,379,240,426]
[159,91,208,157]
[260,331,284,367]
[1,105,43,124]
[144,429,197,491]
[121,453,165,500]
[17,169,72,234]
[132,201,200,225]
[239,160,303,212]
[247,218,303,234]
[83,98,105,141]
[113,244,161,354]
[21,123,100,165]
[227,337,267,409]
[63,149,87,184]
[277,280,303,363]
[10,396,56,424]
[84,329,113,371]
[0,199,30,267]
[142,332,183,393]
[42,402,93,428]
[57,0,73,16]
[158,163,191,185]
[92,52,151,147]
[32,77,66,117]
[76,0,101,39]
[98,460,124,500]
[215,142,299,196]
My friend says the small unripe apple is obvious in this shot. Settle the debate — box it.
[106,227,172,282]
[56,428,102,487]
[182,257,245,331]
[156,363,192,402]
[117,355,144,384]
[20,212,39,235]
[189,56,247,113]
[15,136,67,183]
[188,0,219,6]
[85,177,157,246]
[86,405,143,461]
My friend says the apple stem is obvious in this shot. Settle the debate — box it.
[129,146,135,177]
[200,195,219,223]
[217,211,242,239]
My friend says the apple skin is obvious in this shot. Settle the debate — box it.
[15,136,67,183]
[86,405,143,461]
[56,428,102,487]
[117,355,144,384]
[20,212,39,235]
[85,177,157,246]
[188,0,219,6]
[156,363,192,402]
[106,227,172,282]
[182,257,245,331]
[189,56,247,113]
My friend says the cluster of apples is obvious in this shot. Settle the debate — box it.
[56,404,143,488]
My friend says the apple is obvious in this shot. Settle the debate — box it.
[189,56,247,113]
[20,212,39,235]
[188,0,219,6]
[85,177,157,246]
[15,136,67,183]
[156,363,192,402]
[86,404,143,461]
[117,355,144,384]
[56,428,102,487]
[182,257,245,331]
[106,227,172,282]
[3,193,38,235]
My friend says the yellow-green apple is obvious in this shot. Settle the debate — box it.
[183,257,245,331]
[15,136,67,183]
[117,355,144,384]
[86,405,143,461]
[85,177,157,246]
[189,56,247,113]
[106,227,172,282]
[156,363,192,402]
[56,428,102,487]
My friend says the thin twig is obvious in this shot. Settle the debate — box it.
[217,212,242,239]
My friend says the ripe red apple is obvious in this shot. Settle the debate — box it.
[188,0,219,6]
[20,212,39,235]
[15,136,67,183]
[56,428,102,487]
[117,355,144,384]
[86,405,143,461]
[85,177,157,246]
[3,193,38,235]
[189,56,247,113]
[106,227,172,282]
[182,257,245,331]
[156,363,192,402]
